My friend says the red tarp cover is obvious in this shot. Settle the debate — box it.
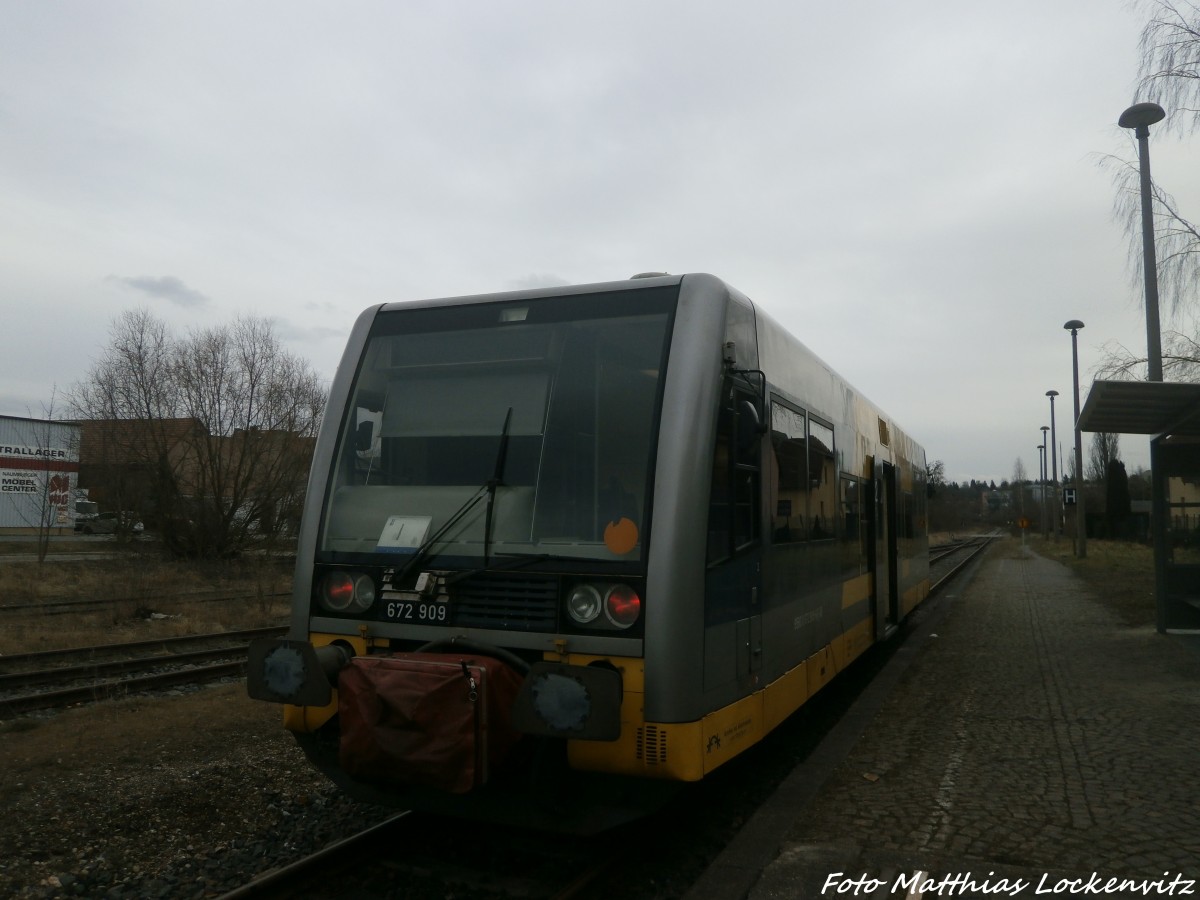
[338,652,525,794]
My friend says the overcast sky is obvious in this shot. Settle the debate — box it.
[2,0,1194,484]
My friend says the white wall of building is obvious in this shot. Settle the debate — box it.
[0,415,81,531]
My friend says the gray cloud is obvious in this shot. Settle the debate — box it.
[0,1,1171,480]
[108,275,210,308]
[506,273,573,291]
[268,318,348,345]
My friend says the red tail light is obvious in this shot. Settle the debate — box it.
[319,571,376,614]
[604,584,641,628]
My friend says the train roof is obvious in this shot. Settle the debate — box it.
[372,273,924,459]
[378,273,683,312]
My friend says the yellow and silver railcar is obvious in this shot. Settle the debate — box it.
[248,273,928,830]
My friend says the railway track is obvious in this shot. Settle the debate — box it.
[0,590,290,616]
[212,813,412,900]
[930,534,991,565]
[0,625,287,715]
[930,533,997,589]
[212,810,631,900]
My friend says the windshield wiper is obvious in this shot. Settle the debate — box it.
[392,407,512,587]
[482,407,512,566]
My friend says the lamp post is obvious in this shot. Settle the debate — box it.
[1064,320,1087,557]
[1118,102,1166,382]
[1046,390,1060,538]
[1039,433,1048,537]
[1120,103,1170,635]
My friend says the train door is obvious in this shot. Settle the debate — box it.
[871,459,900,640]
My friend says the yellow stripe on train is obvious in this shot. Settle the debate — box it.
[568,621,878,781]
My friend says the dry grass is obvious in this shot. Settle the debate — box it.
[0,537,99,557]
[0,565,292,812]
[0,552,293,656]
[0,680,281,764]
[0,550,295,785]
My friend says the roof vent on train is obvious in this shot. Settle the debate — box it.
[630,272,670,279]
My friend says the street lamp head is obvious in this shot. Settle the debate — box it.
[1064,319,1084,332]
[1046,389,1059,398]
[1041,426,1049,434]
[1119,102,1166,130]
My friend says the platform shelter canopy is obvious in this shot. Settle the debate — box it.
[1077,380,1200,438]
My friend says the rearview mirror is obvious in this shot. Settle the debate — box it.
[355,420,375,452]
[737,399,763,453]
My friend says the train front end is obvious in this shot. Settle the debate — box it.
[247,280,682,828]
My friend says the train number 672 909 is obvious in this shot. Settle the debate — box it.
[384,601,449,622]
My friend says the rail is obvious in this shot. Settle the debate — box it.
[0,626,287,715]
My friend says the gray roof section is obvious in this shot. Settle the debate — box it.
[1077,379,1200,436]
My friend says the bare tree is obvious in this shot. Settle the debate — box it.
[1012,457,1028,515]
[1099,153,1200,320]
[73,309,177,420]
[1012,457,1027,485]
[925,460,946,495]
[70,310,327,558]
[70,310,175,526]
[1136,0,1200,135]
[1097,2,1200,323]
[1088,433,1121,484]
[167,317,327,556]
[1095,314,1200,381]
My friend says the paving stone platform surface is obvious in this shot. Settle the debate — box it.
[689,541,1200,900]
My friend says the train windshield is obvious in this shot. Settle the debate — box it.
[319,286,677,566]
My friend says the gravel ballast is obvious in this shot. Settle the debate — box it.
[0,682,393,899]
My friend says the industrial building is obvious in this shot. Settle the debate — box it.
[0,414,83,534]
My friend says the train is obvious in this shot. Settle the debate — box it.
[248,272,929,831]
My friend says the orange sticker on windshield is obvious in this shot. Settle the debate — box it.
[603,517,639,555]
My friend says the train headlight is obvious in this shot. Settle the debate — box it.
[318,571,376,614]
[566,584,603,625]
[565,582,641,629]
[603,584,641,629]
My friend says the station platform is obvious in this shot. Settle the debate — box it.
[687,539,1200,899]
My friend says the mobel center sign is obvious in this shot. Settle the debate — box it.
[1,472,43,494]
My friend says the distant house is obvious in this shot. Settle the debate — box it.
[76,417,208,520]
[76,417,315,536]
[985,490,1010,512]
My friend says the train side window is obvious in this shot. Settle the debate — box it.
[807,418,835,540]
[732,412,760,551]
[840,475,868,575]
[901,491,915,540]
[706,403,733,564]
[899,489,918,560]
[769,401,807,543]
[707,383,761,564]
[913,464,928,537]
